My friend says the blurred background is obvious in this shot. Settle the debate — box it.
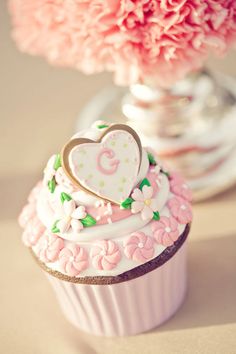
[2,0,236,217]
[1,1,236,353]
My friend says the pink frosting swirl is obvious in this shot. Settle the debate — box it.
[170,175,192,202]
[35,232,64,263]
[18,203,36,228]
[168,197,192,224]
[59,244,88,276]
[90,240,121,270]
[152,216,179,246]
[124,231,155,263]
[22,216,45,247]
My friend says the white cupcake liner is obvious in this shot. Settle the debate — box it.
[46,242,187,336]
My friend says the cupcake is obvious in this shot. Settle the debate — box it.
[19,122,193,336]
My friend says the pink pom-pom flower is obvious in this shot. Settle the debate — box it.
[59,244,88,276]
[90,240,121,271]
[170,175,192,202]
[9,0,236,88]
[168,196,193,224]
[124,231,155,263]
[35,232,64,263]
[152,216,179,246]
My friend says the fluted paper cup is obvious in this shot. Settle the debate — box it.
[45,242,187,336]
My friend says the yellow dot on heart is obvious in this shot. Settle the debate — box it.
[87,174,93,179]
[111,141,116,146]
[121,177,126,184]
[78,163,84,170]
[125,158,130,163]
[99,180,105,187]
[118,187,124,192]
[123,143,128,148]
[79,150,86,155]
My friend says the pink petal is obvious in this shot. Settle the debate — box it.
[101,257,114,270]
[71,206,86,219]
[144,236,154,249]
[141,205,153,221]
[132,248,146,263]
[142,247,154,260]
[57,219,70,233]
[131,188,144,201]
[64,200,75,216]
[71,219,83,232]
[131,200,144,213]
[142,185,153,199]
[92,254,103,270]
[124,243,138,259]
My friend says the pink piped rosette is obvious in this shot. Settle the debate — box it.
[91,240,121,271]
[18,122,192,336]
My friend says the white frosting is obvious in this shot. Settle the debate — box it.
[37,174,170,241]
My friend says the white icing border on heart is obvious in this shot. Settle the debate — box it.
[61,125,143,204]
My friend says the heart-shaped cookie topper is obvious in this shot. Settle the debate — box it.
[61,124,142,204]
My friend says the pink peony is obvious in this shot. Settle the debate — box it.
[35,232,64,262]
[9,0,236,88]
[152,216,179,246]
[22,216,45,247]
[168,196,192,224]
[170,175,192,202]
[90,240,121,270]
[124,231,154,263]
[59,244,88,276]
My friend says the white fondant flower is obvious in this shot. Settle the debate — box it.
[131,185,158,221]
[43,154,56,184]
[57,200,87,233]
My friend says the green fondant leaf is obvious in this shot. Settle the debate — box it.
[120,197,134,209]
[139,178,151,190]
[60,192,72,203]
[147,152,157,166]
[153,211,160,221]
[48,178,56,193]
[81,214,96,227]
[97,124,109,129]
[51,220,60,233]
[54,154,61,170]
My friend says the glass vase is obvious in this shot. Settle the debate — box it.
[76,69,236,201]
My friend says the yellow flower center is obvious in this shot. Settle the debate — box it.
[65,215,72,223]
[144,199,151,206]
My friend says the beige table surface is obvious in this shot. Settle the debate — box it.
[1,2,236,353]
